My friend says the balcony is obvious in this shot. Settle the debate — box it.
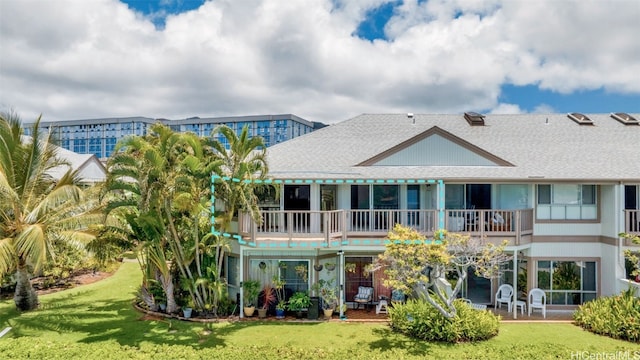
[238,208,534,248]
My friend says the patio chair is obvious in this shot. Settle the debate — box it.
[494,284,514,312]
[528,288,546,318]
[391,289,406,304]
[462,298,487,311]
[353,286,374,311]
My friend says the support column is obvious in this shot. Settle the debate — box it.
[240,246,244,318]
[338,250,345,319]
[513,250,518,320]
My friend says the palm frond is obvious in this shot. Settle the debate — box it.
[0,237,17,277]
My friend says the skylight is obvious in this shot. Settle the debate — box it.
[464,112,485,126]
[567,113,593,125]
[611,112,639,125]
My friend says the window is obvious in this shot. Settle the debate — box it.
[350,185,370,230]
[351,185,370,210]
[373,185,398,210]
[536,260,597,305]
[536,184,597,220]
[247,259,309,293]
[499,259,528,299]
[73,139,87,153]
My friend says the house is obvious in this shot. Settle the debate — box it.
[48,145,107,185]
[219,112,640,318]
[20,135,107,185]
[23,114,319,161]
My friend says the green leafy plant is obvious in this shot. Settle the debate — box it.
[574,287,640,343]
[287,291,311,311]
[272,275,287,310]
[295,264,308,282]
[388,298,500,343]
[242,280,261,307]
[312,278,337,310]
[622,233,640,281]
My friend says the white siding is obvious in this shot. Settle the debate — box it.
[533,223,602,236]
[600,185,618,238]
[375,134,497,166]
[529,243,602,258]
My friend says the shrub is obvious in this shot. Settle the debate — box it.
[574,287,640,343]
[388,298,500,343]
[217,295,237,316]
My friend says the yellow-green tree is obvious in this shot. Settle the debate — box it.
[622,232,640,281]
[375,225,510,318]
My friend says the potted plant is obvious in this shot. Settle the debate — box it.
[242,280,261,317]
[345,262,356,274]
[182,299,194,319]
[325,262,336,271]
[288,291,312,318]
[258,284,276,318]
[273,275,287,319]
[312,278,338,319]
[295,264,308,282]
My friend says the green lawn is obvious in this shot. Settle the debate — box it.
[0,263,638,359]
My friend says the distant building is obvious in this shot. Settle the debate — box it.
[23,114,318,161]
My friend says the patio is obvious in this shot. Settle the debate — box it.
[240,305,575,323]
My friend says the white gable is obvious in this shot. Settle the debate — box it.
[373,133,499,166]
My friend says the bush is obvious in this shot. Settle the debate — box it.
[217,295,237,316]
[388,298,500,343]
[573,287,640,343]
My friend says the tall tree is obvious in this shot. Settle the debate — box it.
[209,125,268,280]
[105,123,220,313]
[0,112,99,311]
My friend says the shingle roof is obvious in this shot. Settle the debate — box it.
[266,113,640,182]
[48,146,106,183]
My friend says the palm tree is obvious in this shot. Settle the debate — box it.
[0,112,99,311]
[105,123,216,313]
[209,125,268,280]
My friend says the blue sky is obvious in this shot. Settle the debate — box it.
[2,0,639,123]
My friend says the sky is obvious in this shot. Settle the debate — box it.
[1,0,639,124]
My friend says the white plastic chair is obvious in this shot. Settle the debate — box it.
[528,288,546,318]
[494,284,514,312]
[462,298,487,311]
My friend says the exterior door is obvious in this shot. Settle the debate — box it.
[345,257,373,302]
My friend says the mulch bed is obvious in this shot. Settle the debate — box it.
[0,270,114,300]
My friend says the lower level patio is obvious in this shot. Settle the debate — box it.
[240,304,575,323]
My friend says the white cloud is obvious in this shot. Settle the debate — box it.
[0,0,638,124]
[532,104,555,114]
[488,103,524,115]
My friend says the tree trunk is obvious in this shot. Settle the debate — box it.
[163,275,178,314]
[139,284,158,311]
[14,266,38,311]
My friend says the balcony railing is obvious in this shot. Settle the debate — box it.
[625,209,640,233]
[238,208,534,247]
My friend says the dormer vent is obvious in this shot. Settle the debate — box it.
[568,112,593,125]
[611,112,639,125]
[464,112,485,126]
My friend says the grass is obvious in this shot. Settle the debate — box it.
[0,262,638,359]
